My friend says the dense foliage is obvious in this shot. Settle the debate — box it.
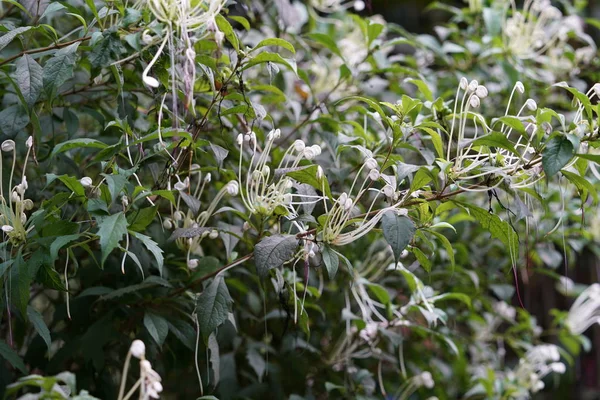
[1,0,600,398]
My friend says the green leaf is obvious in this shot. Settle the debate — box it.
[196,276,233,344]
[366,283,390,306]
[561,170,598,204]
[381,212,415,263]
[321,245,339,279]
[127,206,158,232]
[51,138,109,157]
[27,306,51,349]
[404,78,433,101]
[412,247,432,273]
[0,339,27,373]
[0,27,32,51]
[306,33,342,57]
[0,104,30,136]
[470,131,520,157]
[251,38,295,54]
[38,263,67,291]
[89,32,123,69]
[96,212,128,266]
[254,234,299,278]
[460,202,519,260]
[43,42,79,99]
[410,167,432,191]
[285,165,332,198]
[144,312,169,346]
[428,230,455,267]
[215,14,238,51]
[130,231,164,276]
[243,51,297,73]
[230,15,250,30]
[542,136,574,178]
[14,54,43,108]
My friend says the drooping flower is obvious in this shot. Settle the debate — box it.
[565,283,600,335]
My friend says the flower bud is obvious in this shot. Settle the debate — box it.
[459,77,468,90]
[173,211,184,221]
[163,218,173,229]
[525,99,537,111]
[468,80,478,92]
[23,199,33,210]
[293,140,305,152]
[1,225,13,232]
[11,191,19,202]
[364,157,378,170]
[26,136,33,148]
[344,198,353,211]
[1,140,15,152]
[311,144,322,156]
[475,85,488,98]
[130,340,145,358]
[236,134,244,146]
[187,259,199,269]
[204,173,212,183]
[303,147,316,160]
[80,177,93,187]
[469,95,481,108]
[316,166,324,180]
[20,212,26,224]
[515,81,525,94]
[369,169,380,180]
[226,181,239,196]
[121,196,129,207]
[209,230,219,239]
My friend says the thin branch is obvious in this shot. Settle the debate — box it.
[0,35,92,67]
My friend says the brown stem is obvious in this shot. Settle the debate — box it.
[0,36,92,67]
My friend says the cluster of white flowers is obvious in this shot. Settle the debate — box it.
[118,340,163,400]
[565,283,600,335]
[511,344,565,394]
[0,137,34,245]
[309,0,365,13]
[236,129,323,217]
[501,0,596,76]
[162,164,238,267]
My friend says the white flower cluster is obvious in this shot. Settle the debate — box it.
[237,129,323,217]
[511,344,565,394]
[565,283,600,335]
[118,340,163,400]
[309,0,365,13]
[163,164,238,266]
[0,137,34,245]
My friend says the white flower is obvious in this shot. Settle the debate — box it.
[469,95,481,108]
[475,85,488,98]
[515,81,525,94]
[1,225,14,232]
[80,177,93,187]
[414,371,434,389]
[1,140,15,152]
[130,340,146,359]
[565,283,600,334]
[459,77,468,90]
[525,99,537,111]
[368,169,380,181]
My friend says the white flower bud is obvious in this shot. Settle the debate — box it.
[174,177,189,191]
[226,181,239,196]
[369,169,380,180]
[163,218,173,229]
[310,144,322,156]
[142,30,154,45]
[515,81,525,94]
[236,134,244,146]
[525,99,537,111]
[191,164,200,172]
[143,75,160,88]
[209,230,219,239]
[344,198,353,211]
[80,177,93,187]
[354,0,365,11]
[121,196,129,207]
[382,185,395,198]
[201,230,210,238]
[23,199,33,210]
[469,95,481,108]
[129,340,145,358]
[1,140,15,152]
[303,147,316,160]
[215,31,225,45]
[16,184,25,195]
[338,192,348,205]
[20,212,26,224]
[459,77,468,90]
[364,157,378,170]
[243,221,251,231]
[11,191,19,202]
[468,80,478,92]
[204,173,212,183]
[173,211,184,221]
[26,137,33,148]
[475,85,488,98]
[1,225,13,232]
[293,140,305,152]
[187,259,199,269]
[316,166,324,180]
[261,165,270,177]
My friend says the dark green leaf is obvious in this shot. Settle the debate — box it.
[542,136,574,178]
[0,104,30,136]
[144,312,169,346]
[27,306,51,349]
[321,245,339,279]
[43,42,79,98]
[0,339,27,373]
[96,212,128,266]
[381,212,415,263]
[196,276,233,344]
[254,234,299,278]
[15,54,43,107]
